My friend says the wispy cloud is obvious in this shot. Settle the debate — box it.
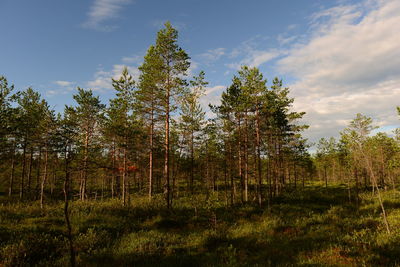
[198,48,226,64]
[54,80,74,87]
[226,48,282,70]
[82,0,132,31]
[121,54,143,64]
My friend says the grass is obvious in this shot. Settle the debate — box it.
[1,184,400,266]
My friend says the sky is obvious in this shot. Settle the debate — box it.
[1,0,400,146]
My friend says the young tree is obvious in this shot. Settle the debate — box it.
[67,88,105,201]
[342,113,391,234]
[110,67,136,206]
[180,71,207,194]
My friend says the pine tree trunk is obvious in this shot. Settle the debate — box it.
[324,165,328,188]
[256,109,262,206]
[27,147,33,196]
[122,146,127,206]
[190,131,194,194]
[81,131,89,201]
[229,140,234,205]
[149,112,154,200]
[111,140,116,198]
[294,163,297,189]
[40,146,49,209]
[63,145,75,267]
[244,112,248,202]
[237,116,243,202]
[164,85,171,209]
[20,143,27,199]
[36,147,42,200]
[8,142,15,197]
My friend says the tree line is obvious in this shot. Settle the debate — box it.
[3,22,399,219]
[0,22,314,209]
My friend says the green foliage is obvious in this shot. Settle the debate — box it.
[2,185,400,266]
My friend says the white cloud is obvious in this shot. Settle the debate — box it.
[198,48,226,64]
[276,0,400,144]
[82,0,132,31]
[121,54,143,64]
[54,80,74,87]
[277,34,297,46]
[87,64,139,91]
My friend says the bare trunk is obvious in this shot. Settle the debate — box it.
[122,146,127,206]
[81,131,89,201]
[294,163,297,189]
[256,109,262,206]
[111,140,116,198]
[27,147,33,195]
[40,146,49,209]
[63,145,75,267]
[229,140,234,205]
[149,112,154,199]
[244,111,248,202]
[8,142,15,196]
[164,83,171,209]
[20,143,27,199]
[35,147,42,199]
[364,153,391,234]
[237,116,243,202]
[190,131,194,194]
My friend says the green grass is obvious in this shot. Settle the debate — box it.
[1,185,400,266]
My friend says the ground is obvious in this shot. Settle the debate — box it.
[1,184,400,266]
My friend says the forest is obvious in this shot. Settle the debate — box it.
[1,22,400,266]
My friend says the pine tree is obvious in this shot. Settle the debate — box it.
[67,88,105,201]
[137,45,164,199]
[154,22,190,208]
[110,67,136,206]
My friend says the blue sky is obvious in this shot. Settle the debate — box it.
[1,0,400,144]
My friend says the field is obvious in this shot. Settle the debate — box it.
[1,184,400,266]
